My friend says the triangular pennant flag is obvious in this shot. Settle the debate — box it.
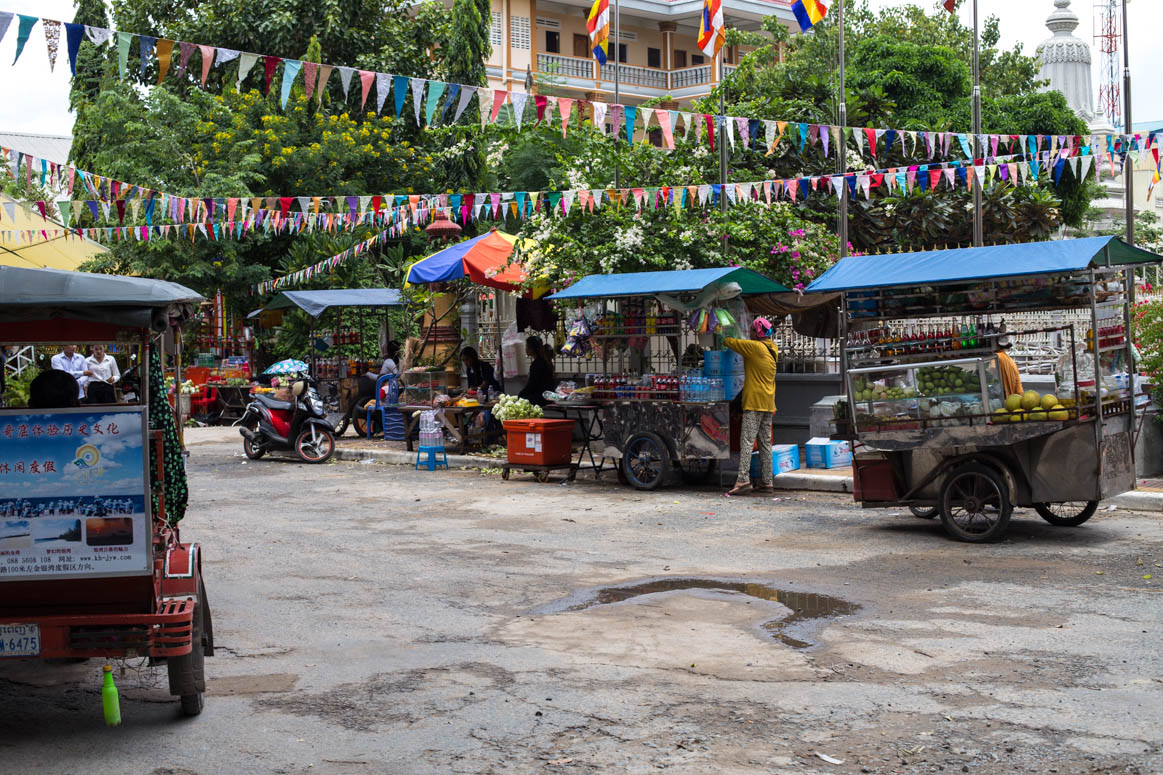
[624,106,637,145]
[116,31,131,77]
[262,56,282,94]
[490,90,507,123]
[303,61,318,101]
[337,66,355,98]
[863,128,877,158]
[411,78,425,125]
[84,25,111,45]
[0,14,12,50]
[316,64,333,105]
[454,85,476,122]
[138,35,157,76]
[64,21,84,75]
[357,69,374,110]
[281,59,302,109]
[425,80,446,126]
[200,45,219,85]
[176,41,196,77]
[592,102,608,134]
[42,19,61,72]
[13,15,37,65]
[511,91,529,130]
[155,39,174,83]
[558,97,574,137]
[657,110,674,150]
[373,72,390,113]
[477,88,493,128]
[236,52,259,91]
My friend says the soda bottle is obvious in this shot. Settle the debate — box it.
[102,665,122,727]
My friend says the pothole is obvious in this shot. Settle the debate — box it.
[530,577,860,649]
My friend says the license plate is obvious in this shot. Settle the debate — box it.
[0,624,41,657]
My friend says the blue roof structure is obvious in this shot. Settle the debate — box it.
[805,237,1160,293]
[548,267,788,300]
[264,289,404,318]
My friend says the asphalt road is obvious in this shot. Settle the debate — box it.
[2,430,1161,774]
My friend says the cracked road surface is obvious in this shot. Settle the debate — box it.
[1,430,1161,774]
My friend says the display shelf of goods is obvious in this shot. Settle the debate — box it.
[915,364,981,398]
[991,390,1074,424]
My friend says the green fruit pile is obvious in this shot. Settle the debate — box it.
[993,391,1070,423]
[916,365,980,397]
[851,378,915,402]
[493,394,544,421]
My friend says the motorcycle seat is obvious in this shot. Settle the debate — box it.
[254,394,294,411]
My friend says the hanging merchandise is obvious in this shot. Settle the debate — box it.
[559,313,593,357]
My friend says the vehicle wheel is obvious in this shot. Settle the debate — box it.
[242,434,265,460]
[351,410,378,439]
[501,467,511,480]
[909,504,938,519]
[681,459,717,486]
[621,432,673,491]
[330,414,350,437]
[536,470,551,483]
[1034,500,1098,527]
[168,591,205,716]
[295,426,335,463]
[939,463,1013,543]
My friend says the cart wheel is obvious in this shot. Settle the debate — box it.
[622,432,673,491]
[536,470,551,483]
[295,426,335,463]
[352,411,378,439]
[1034,500,1098,527]
[242,434,265,460]
[909,505,939,519]
[331,414,350,437]
[501,468,511,480]
[168,584,206,716]
[939,463,1013,543]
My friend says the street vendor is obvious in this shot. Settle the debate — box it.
[460,346,501,396]
[995,322,1023,396]
[518,336,556,407]
[723,317,779,497]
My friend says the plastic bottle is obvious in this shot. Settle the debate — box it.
[102,665,121,727]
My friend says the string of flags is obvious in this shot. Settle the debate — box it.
[4,137,1118,246]
[0,11,1158,165]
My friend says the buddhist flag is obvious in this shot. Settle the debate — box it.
[587,0,610,64]
[697,0,725,59]
[791,0,827,32]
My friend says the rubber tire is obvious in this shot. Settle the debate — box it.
[501,468,511,480]
[938,463,1013,543]
[536,470,551,483]
[621,432,673,491]
[1034,500,1099,527]
[331,415,350,437]
[295,426,335,463]
[242,434,265,460]
[909,505,939,519]
[168,595,205,717]
[352,411,379,439]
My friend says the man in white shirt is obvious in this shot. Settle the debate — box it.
[85,344,121,385]
[50,345,91,400]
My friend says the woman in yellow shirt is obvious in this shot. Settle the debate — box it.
[724,317,778,496]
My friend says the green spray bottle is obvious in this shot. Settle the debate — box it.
[102,665,121,726]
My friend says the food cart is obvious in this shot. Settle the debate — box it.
[0,266,213,715]
[546,267,790,490]
[259,288,405,435]
[806,237,1160,543]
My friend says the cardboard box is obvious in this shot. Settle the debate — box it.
[805,437,852,469]
[704,350,744,377]
[750,443,801,478]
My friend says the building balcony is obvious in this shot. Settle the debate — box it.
[530,53,733,103]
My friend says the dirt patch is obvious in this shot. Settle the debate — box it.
[210,672,299,696]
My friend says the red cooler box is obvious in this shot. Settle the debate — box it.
[504,419,575,466]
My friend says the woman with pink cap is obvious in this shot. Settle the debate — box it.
[723,317,779,496]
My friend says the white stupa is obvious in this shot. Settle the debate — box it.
[1036,0,1114,133]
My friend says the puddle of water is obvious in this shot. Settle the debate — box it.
[531,577,860,649]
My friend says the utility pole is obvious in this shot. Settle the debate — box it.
[614,0,621,190]
[719,46,728,264]
[971,0,983,247]
[837,0,847,259]
[1121,0,1133,245]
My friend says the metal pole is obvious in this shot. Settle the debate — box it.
[613,0,621,190]
[837,0,847,259]
[719,46,728,266]
[1121,0,1133,245]
[971,0,983,247]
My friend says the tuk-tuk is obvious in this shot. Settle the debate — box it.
[0,266,213,716]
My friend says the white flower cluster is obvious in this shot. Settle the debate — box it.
[614,224,644,252]
[486,142,510,167]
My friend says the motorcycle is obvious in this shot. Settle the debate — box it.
[237,377,336,463]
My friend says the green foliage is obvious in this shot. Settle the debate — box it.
[2,368,38,409]
[1132,296,1163,414]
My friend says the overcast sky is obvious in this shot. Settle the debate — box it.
[0,0,1157,140]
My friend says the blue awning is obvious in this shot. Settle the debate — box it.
[805,237,1160,293]
[547,267,789,300]
[264,289,405,318]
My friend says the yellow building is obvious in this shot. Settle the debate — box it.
[482,0,797,106]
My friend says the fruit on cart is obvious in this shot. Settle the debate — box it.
[1005,393,1024,411]
[1048,404,1069,421]
[1028,410,1048,421]
[1040,394,1058,411]
[492,394,544,421]
[917,365,980,397]
[992,408,1010,423]
[1020,390,1041,411]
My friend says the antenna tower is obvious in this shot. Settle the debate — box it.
[1094,0,1123,131]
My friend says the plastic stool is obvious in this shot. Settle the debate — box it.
[415,445,448,471]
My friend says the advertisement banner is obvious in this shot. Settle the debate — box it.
[0,407,151,580]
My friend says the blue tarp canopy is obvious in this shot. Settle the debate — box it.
[547,267,789,300]
[806,237,1160,293]
[264,289,405,318]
